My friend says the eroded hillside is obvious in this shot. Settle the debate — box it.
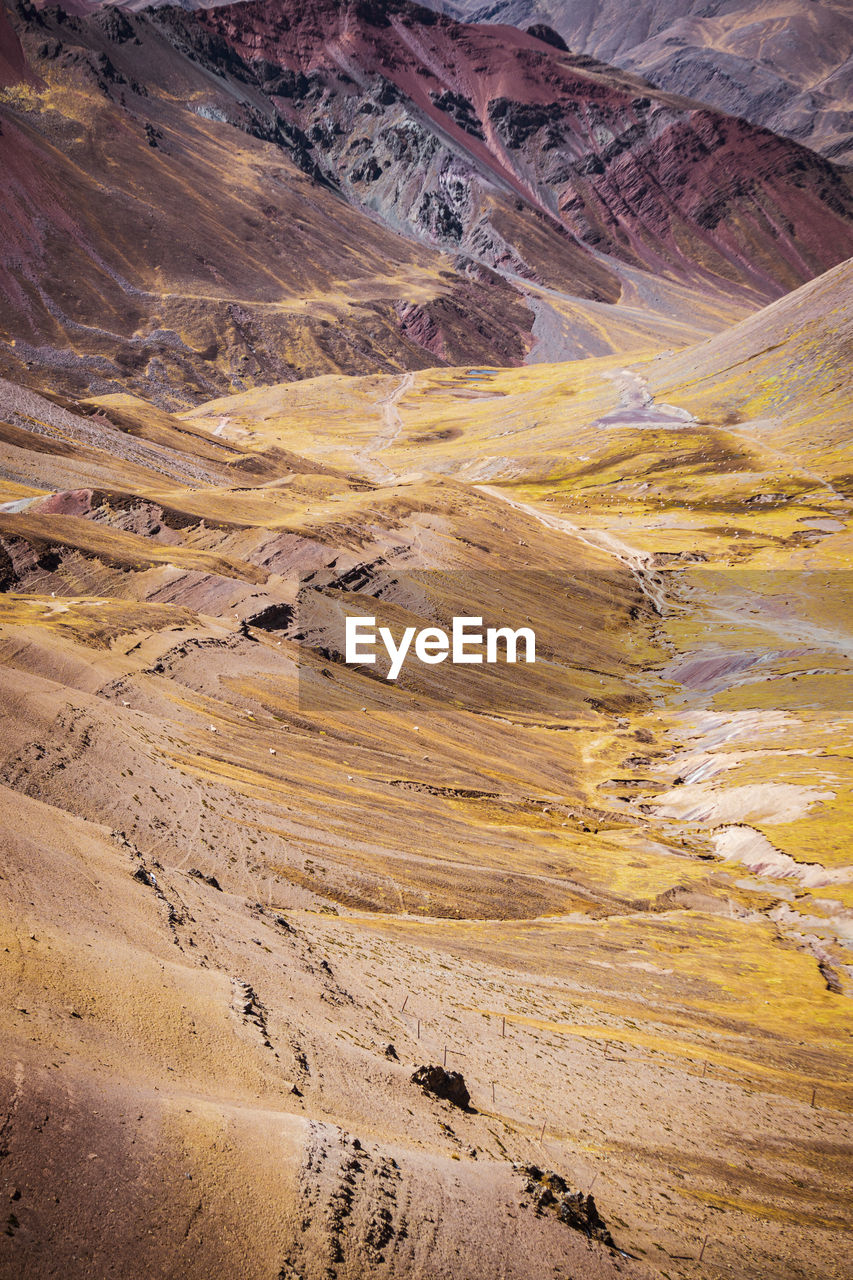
[0,258,851,1278]
[431,0,853,162]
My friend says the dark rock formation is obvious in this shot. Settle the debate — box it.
[188,868,223,890]
[411,1064,472,1110]
[526,23,568,52]
[521,1165,614,1245]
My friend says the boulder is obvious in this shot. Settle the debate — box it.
[411,1064,472,1111]
[526,24,569,53]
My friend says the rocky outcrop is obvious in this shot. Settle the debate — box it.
[411,1064,473,1110]
[429,0,853,163]
[525,23,568,53]
[520,1165,614,1245]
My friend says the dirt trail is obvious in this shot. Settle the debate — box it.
[375,372,415,452]
[475,484,668,615]
[355,372,415,483]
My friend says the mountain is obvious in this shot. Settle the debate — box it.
[2,0,852,407]
[432,0,853,162]
[1,2,852,1277]
[648,254,853,477]
[198,0,851,289]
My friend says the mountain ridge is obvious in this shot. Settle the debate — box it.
[429,0,853,162]
[2,0,852,409]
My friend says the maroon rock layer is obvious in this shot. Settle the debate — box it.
[0,0,38,85]
[199,0,853,297]
[429,1,853,162]
[1,0,852,404]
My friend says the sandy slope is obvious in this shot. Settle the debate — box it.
[0,263,851,1277]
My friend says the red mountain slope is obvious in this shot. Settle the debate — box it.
[1,0,851,405]
[200,0,853,298]
[0,0,37,84]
